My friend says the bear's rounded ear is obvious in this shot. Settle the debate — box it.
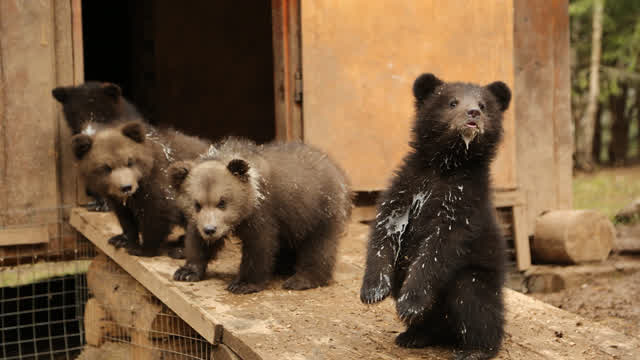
[71,134,93,160]
[121,122,145,143]
[227,159,250,180]
[102,83,122,100]
[52,87,70,104]
[486,81,511,112]
[168,161,192,190]
[412,73,444,103]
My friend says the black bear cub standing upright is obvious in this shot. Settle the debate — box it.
[360,73,511,360]
[169,138,353,294]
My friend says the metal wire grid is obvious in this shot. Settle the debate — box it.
[87,257,212,360]
[0,205,95,360]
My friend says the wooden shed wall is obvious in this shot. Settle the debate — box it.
[301,0,517,192]
[514,0,573,232]
[0,0,82,258]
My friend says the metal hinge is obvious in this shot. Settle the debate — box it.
[294,71,303,104]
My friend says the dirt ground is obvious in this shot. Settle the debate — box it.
[530,253,640,338]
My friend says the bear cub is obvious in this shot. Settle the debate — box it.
[52,82,140,135]
[71,119,210,257]
[53,82,141,211]
[360,73,511,360]
[169,138,353,294]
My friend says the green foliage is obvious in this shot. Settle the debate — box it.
[573,165,640,222]
[571,0,640,163]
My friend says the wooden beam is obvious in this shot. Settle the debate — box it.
[271,0,303,141]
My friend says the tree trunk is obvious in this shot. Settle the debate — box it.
[608,83,630,165]
[592,103,602,163]
[575,0,605,171]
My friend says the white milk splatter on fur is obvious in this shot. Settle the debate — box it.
[82,123,96,136]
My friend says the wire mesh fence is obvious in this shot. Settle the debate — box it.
[0,205,213,360]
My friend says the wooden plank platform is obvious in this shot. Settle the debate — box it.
[70,208,640,360]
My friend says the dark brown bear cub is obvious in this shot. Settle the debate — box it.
[71,120,209,257]
[52,82,140,135]
[169,138,353,294]
[360,73,510,360]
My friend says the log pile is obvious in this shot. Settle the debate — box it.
[80,253,205,360]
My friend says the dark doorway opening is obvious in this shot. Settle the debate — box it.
[82,0,276,144]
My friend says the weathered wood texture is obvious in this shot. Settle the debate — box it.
[615,223,640,252]
[514,0,573,234]
[301,0,516,191]
[533,210,615,264]
[272,0,303,141]
[0,0,82,258]
[70,208,640,360]
[0,0,59,246]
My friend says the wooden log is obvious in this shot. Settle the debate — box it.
[614,223,640,252]
[532,210,614,264]
[87,254,196,341]
[84,298,120,346]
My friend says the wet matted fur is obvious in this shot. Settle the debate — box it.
[169,138,353,294]
[71,120,210,257]
[360,73,511,360]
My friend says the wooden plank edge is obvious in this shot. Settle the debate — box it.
[69,209,218,341]
[69,208,263,360]
[0,226,50,246]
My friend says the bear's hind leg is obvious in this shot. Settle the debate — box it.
[282,221,340,290]
[395,308,451,349]
[445,271,504,360]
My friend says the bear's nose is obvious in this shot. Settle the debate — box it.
[467,109,481,118]
[203,225,217,236]
[120,185,132,193]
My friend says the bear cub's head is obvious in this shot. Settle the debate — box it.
[411,73,511,156]
[168,158,258,241]
[71,121,154,201]
[52,82,127,134]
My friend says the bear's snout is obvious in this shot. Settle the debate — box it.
[203,225,217,236]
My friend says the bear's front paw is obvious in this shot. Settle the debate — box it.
[360,271,392,304]
[227,279,263,294]
[453,349,497,360]
[396,289,434,323]
[86,199,110,212]
[167,247,185,259]
[108,234,130,249]
[125,245,157,257]
[173,265,204,282]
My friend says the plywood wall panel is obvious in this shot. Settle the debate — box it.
[301,0,516,191]
[0,0,60,237]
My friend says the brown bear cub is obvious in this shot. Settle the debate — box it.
[53,82,141,212]
[360,73,511,360]
[71,120,210,257]
[168,138,353,294]
[52,82,140,135]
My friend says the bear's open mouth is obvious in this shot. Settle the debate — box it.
[465,121,478,128]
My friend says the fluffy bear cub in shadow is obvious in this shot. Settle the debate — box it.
[360,73,511,360]
[71,120,210,258]
[169,138,353,294]
[53,82,142,212]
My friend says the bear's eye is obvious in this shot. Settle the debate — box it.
[217,199,226,210]
[479,102,486,110]
[127,158,134,167]
[449,99,458,108]
[102,165,112,174]
[194,202,202,212]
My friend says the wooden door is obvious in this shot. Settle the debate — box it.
[300,0,516,191]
